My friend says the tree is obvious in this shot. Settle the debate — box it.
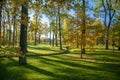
[55,15,58,47]
[62,14,74,46]
[12,0,21,46]
[0,0,3,48]
[80,0,86,58]
[37,21,43,44]
[58,3,62,50]
[43,22,49,44]
[71,0,88,58]
[102,0,118,49]
[19,0,28,65]
[93,0,119,49]
[0,0,5,47]
[50,21,56,46]
[43,0,59,46]
[30,0,43,45]
[43,0,65,49]
[112,12,120,50]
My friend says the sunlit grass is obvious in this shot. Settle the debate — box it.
[0,44,120,80]
[27,44,64,55]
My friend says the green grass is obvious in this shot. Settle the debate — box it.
[0,44,120,80]
[28,44,64,54]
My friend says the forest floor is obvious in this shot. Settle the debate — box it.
[0,44,120,80]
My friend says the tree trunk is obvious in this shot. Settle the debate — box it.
[76,32,78,48]
[58,4,62,50]
[52,34,54,47]
[19,2,28,65]
[106,29,109,49]
[49,26,51,45]
[0,3,2,48]
[105,24,110,50]
[8,29,11,46]
[34,31,37,45]
[55,34,58,47]
[118,36,120,50]
[81,0,86,58]
[39,34,41,44]
[15,24,18,44]
[102,0,116,50]
[13,8,16,46]
[105,39,109,49]
[6,10,11,47]
[118,47,120,50]
[34,16,37,45]
[3,18,5,45]
[76,6,79,48]
[55,15,58,47]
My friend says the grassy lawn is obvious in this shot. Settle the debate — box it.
[0,44,120,80]
[28,44,64,55]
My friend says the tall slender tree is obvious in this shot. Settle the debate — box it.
[55,14,58,47]
[102,0,118,49]
[93,0,119,49]
[81,0,86,58]
[0,0,4,47]
[19,0,28,65]
[58,3,62,50]
[0,1,3,48]
[30,0,43,45]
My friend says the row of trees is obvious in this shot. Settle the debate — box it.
[0,0,28,64]
[0,0,120,64]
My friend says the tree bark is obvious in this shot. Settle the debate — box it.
[55,15,58,47]
[19,2,28,65]
[0,3,2,48]
[102,0,116,49]
[49,25,51,45]
[15,24,18,44]
[55,34,58,47]
[118,47,120,50]
[76,6,79,48]
[58,4,62,50]
[3,18,5,45]
[34,16,37,45]
[105,28,109,49]
[118,36,120,50]
[81,0,86,58]
[6,10,11,47]
[13,8,16,46]
[76,32,78,48]
[39,34,41,44]
[52,34,54,47]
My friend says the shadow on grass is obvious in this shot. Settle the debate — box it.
[0,57,86,80]
[87,50,120,62]
[0,53,120,80]
[24,64,82,80]
[28,51,66,56]
[42,56,120,74]
[29,56,120,80]
[0,58,27,80]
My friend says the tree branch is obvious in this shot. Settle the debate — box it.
[102,0,107,27]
